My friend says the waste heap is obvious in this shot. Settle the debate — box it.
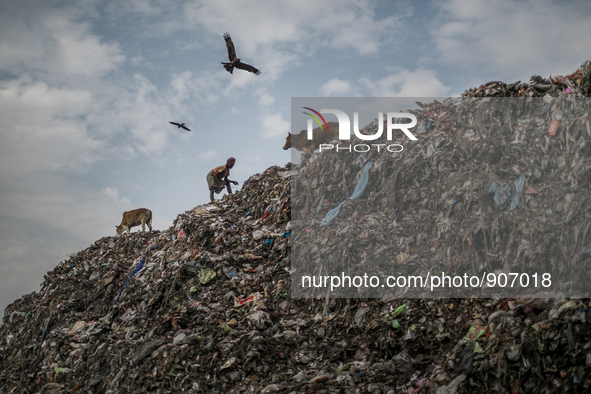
[462,60,591,98]
[0,166,294,393]
[1,61,591,394]
[286,59,591,392]
[292,60,591,299]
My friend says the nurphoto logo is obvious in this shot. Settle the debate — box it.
[302,107,418,153]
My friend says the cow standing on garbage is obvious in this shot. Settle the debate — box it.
[207,157,238,203]
[283,122,340,156]
[116,208,153,235]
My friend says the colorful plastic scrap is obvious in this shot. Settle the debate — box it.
[321,161,374,226]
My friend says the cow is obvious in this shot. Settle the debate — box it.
[283,122,341,156]
[116,208,153,235]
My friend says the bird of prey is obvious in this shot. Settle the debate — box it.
[169,122,191,131]
[221,32,261,76]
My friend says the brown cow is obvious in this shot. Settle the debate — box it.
[283,122,341,156]
[116,208,153,235]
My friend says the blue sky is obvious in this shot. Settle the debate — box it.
[1,0,591,312]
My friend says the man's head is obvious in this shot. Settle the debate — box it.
[226,157,236,168]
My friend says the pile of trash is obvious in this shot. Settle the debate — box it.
[462,60,591,98]
[1,61,591,394]
[292,61,591,300]
[0,165,294,393]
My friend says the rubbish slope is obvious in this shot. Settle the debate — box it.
[1,61,591,393]
[291,64,591,300]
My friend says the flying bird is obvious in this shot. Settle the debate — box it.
[169,122,191,131]
[221,32,261,76]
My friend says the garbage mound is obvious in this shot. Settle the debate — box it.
[291,60,591,299]
[1,61,591,394]
[462,60,591,97]
[0,165,293,393]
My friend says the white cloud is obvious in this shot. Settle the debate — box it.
[103,186,120,200]
[185,1,409,55]
[317,69,449,98]
[182,0,412,89]
[49,17,125,77]
[129,55,144,66]
[0,2,232,172]
[358,69,450,97]
[0,79,105,178]
[260,112,290,139]
[197,149,220,162]
[222,68,262,95]
[232,107,241,114]
[105,0,162,17]
[432,0,591,80]
[102,187,132,206]
[104,188,132,209]
[0,7,207,177]
[320,78,353,96]
[0,7,124,79]
[258,92,276,107]
[170,70,221,108]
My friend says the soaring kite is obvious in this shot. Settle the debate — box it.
[169,122,191,131]
[221,32,261,76]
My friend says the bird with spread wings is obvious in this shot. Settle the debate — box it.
[221,32,261,76]
[169,122,191,131]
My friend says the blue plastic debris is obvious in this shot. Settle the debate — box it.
[486,173,525,211]
[510,173,525,210]
[348,162,374,200]
[320,161,374,227]
[115,246,155,304]
[320,201,345,227]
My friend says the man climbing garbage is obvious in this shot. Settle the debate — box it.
[206,157,238,203]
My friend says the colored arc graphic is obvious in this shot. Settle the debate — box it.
[302,107,328,131]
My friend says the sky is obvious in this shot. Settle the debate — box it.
[1,0,591,313]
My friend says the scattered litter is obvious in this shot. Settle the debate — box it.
[1,60,591,393]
